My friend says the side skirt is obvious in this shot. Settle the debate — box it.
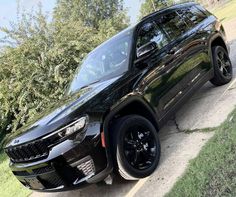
[158,69,214,128]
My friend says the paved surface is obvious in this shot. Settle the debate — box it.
[32,22,236,197]
[224,19,236,43]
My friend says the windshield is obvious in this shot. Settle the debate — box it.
[67,29,133,94]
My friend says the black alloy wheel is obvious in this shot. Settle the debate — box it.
[112,115,161,180]
[210,46,233,86]
[123,126,157,171]
[217,49,232,78]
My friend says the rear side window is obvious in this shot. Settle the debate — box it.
[177,6,207,28]
[157,11,188,41]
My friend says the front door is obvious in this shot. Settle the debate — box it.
[135,12,190,119]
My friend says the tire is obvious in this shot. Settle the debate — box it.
[111,115,161,180]
[210,46,233,86]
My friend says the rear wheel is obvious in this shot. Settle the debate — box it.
[210,46,233,86]
[112,115,160,180]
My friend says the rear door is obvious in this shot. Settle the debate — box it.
[175,5,212,85]
[151,10,198,117]
[153,8,211,117]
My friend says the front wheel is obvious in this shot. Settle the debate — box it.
[210,46,233,86]
[112,115,161,180]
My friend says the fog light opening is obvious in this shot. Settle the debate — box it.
[77,158,95,177]
[71,156,96,185]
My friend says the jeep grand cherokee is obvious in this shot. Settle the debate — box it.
[4,2,232,192]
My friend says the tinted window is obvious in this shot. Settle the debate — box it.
[177,6,207,28]
[157,11,188,41]
[68,30,132,94]
[195,5,209,15]
[137,22,169,53]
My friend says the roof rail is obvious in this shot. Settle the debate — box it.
[140,2,197,22]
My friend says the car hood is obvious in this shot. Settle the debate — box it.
[6,75,122,147]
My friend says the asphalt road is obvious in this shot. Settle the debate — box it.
[32,21,236,197]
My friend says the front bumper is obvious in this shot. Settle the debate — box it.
[9,132,111,192]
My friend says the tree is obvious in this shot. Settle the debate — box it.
[139,0,174,19]
[0,0,129,135]
[54,0,128,30]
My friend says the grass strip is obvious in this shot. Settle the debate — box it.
[166,109,236,197]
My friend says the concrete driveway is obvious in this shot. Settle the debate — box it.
[32,23,236,197]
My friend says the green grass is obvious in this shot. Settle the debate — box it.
[0,153,31,197]
[0,129,31,197]
[0,131,31,197]
[211,0,236,22]
[166,110,236,197]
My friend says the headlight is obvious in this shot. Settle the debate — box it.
[58,116,88,138]
[64,116,87,136]
[44,115,88,142]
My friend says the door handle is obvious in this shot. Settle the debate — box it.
[167,47,183,57]
[167,46,182,54]
[196,30,204,35]
[167,48,176,55]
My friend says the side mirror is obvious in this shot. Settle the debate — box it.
[137,41,157,58]
[139,22,155,36]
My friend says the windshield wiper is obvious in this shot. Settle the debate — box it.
[79,80,101,90]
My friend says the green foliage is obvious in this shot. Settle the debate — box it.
[139,0,175,19]
[54,0,127,29]
[0,0,129,136]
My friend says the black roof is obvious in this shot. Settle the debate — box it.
[141,2,197,22]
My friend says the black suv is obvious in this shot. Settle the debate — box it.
[5,2,232,192]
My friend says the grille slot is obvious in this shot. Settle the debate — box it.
[5,139,49,163]
[77,159,95,176]
[13,171,30,176]
[71,156,96,177]
[33,166,54,175]
[13,165,54,177]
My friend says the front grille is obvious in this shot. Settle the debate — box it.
[5,139,49,163]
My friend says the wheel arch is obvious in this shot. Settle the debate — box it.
[208,34,229,68]
[104,96,159,134]
[210,36,228,53]
[101,96,159,168]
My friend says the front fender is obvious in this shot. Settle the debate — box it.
[101,93,159,174]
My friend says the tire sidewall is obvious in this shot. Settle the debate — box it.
[212,46,232,83]
[114,115,160,179]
